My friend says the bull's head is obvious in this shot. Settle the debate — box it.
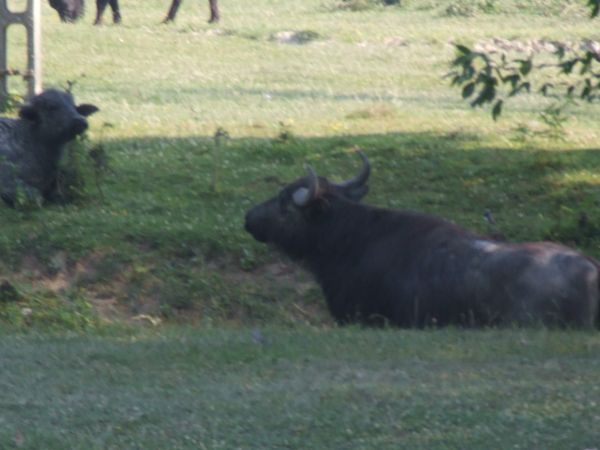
[244,151,370,258]
[19,89,99,146]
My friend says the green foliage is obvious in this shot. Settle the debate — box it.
[211,127,229,192]
[450,0,600,119]
[0,287,98,331]
[450,41,600,120]
[0,92,24,114]
[546,209,600,248]
[335,0,401,11]
[590,0,600,17]
[538,103,570,141]
[413,0,588,16]
[52,132,111,204]
[445,0,498,17]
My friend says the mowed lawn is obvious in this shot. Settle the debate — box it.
[1,0,600,448]
[1,327,600,449]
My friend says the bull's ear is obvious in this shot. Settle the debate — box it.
[76,104,99,117]
[19,105,39,122]
[292,187,312,207]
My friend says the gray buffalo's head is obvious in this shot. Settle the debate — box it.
[19,89,99,145]
[244,151,370,255]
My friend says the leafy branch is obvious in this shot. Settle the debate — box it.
[448,0,600,119]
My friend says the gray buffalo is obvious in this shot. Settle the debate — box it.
[0,89,98,206]
[245,152,600,328]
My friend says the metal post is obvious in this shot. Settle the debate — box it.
[0,0,42,109]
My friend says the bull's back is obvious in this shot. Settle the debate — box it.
[476,241,599,327]
[375,235,600,327]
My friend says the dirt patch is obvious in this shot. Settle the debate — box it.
[270,30,323,45]
[2,250,330,326]
[5,251,133,322]
[472,38,600,55]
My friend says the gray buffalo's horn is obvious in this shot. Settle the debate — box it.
[292,165,319,207]
[334,149,370,189]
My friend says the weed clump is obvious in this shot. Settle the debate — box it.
[0,287,99,331]
[52,133,111,205]
[443,0,585,16]
[445,0,497,16]
[545,212,600,249]
[270,30,323,44]
[334,0,401,12]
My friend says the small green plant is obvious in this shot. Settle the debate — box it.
[510,103,570,143]
[445,0,497,16]
[88,123,115,200]
[13,181,44,211]
[211,127,229,192]
[54,131,111,204]
[538,103,569,141]
[275,121,295,143]
[0,92,24,114]
[335,0,400,11]
[55,135,89,203]
[0,287,98,331]
[546,209,600,248]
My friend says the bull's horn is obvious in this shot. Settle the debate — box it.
[292,165,319,207]
[335,149,370,189]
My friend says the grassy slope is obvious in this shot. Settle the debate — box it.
[2,0,599,323]
[1,327,600,449]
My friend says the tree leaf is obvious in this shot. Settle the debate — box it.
[589,0,600,18]
[540,83,554,96]
[455,44,472,56]
[560,59,578,75]
[502,74,520,89]
[519,59,533,76]
[462,82,476,98]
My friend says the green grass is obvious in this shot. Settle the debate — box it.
[1,0,599,323]
[1,2,600,447]
[1,327,600,449]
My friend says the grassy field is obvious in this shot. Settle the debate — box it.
[1,0,600,447]
[2,327,600,449]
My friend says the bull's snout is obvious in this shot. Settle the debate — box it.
[244,208,268,243]
[71,116,88,135]
[244,210,256,234]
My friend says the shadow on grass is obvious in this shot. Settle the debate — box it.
[0,129,599,325]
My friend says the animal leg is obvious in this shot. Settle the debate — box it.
[94,0,108,25]
[208,0,219,23]
[163,0,182,23]
[109,0,121,23]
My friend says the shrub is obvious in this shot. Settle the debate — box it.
[335,0,401,12]
[0,287,99,331]
[53,133,111,204]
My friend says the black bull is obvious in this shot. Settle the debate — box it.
[244,153,600,328]
[48,0,218,24]
[48,0,121,24]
